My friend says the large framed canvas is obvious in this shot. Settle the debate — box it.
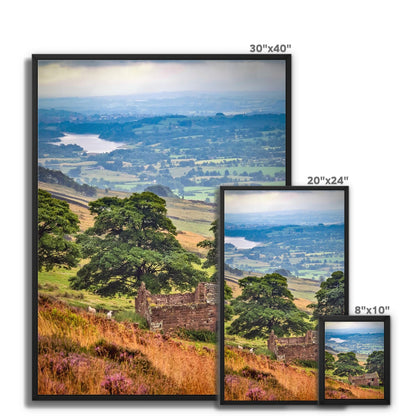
[220,186,348,404]
[33,54,291,399]
[319,316,390,405]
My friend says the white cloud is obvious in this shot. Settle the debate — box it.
[224,190,344,214]
[38,60,286,98]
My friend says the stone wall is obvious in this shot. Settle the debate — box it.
[276,343,318,362]
[149,303,216,332]
[349,372,379,387]
[135,282,218,332]
[267,330,318,363]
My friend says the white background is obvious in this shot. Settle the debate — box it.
[1,0,415,414]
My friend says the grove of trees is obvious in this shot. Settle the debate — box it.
[326,349,384,385]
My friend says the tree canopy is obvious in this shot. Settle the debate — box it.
[69,192,207,296]
[38,189,80,271]
[366,351,384,383]
[197,220,218,281]
[333,352,364,377]
[325,351,335,371]
[308,271,345,320]
[228,273,312,339]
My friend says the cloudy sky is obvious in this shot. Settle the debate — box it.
[37,59,286,98]
[325,321,385,333]
[224,190,345,214]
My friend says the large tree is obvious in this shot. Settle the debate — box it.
[198,220,234,317]
[333,352,364,377]
[366,351,384,383]
[325,351,335,371]
[308,271,345,320]
[197,220,218,281]
[38,189,80,271]
[69,192,207,296]
[228,273,312,339]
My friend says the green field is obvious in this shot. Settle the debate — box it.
[38,269,135,313]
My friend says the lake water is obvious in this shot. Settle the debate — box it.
[224,236,261,249]
[329,337,346,344]
[52,133,125,154]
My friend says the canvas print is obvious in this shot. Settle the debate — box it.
[33,55,290,399]
[220,187,348,403]
[319,316,390,405]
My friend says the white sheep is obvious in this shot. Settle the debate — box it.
[237,345,243,350]
[87,306,96,313]
[249,348,254,354]
[106,310,113,319]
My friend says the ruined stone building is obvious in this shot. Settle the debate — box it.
[348,372,379,387]
[267,330,318,362]
[135,281,217,332]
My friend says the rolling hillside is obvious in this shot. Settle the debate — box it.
[38,181,215,255]
[38,295,216,395]
[223,346,317,401]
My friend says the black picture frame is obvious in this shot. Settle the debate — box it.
[318,315,390,405]
[33,54,291,400]
[220,186,349,405]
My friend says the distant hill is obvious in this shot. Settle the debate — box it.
[224,263,244,276]
[38,166,97,197]
[325,346,338,355]
[144,184,178,199]
[38,128,64,141]
[274,268,295,278]
[39,108,86,123]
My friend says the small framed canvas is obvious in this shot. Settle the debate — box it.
[220,186,348,404]
[33,54,291,400]
[319,315,390,405]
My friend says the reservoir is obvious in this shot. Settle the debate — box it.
[224,236,261,249]
[52,133,125,154]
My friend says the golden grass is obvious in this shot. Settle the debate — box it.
[175,230,209,255]
[226,280,243,297]
[224,346,317,401]
[38,296,216,396]
[293,297,314,313]
[67,203,95,232]
[325,377,384,400]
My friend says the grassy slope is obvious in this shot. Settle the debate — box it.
[38,269,135,313]
[324,376,384,400]
[224,346,317,401]
[38,295,216,395]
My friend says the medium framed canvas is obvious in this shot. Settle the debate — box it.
[220,186,348,404]
[319,316,390,405]
[33,54,291,399]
